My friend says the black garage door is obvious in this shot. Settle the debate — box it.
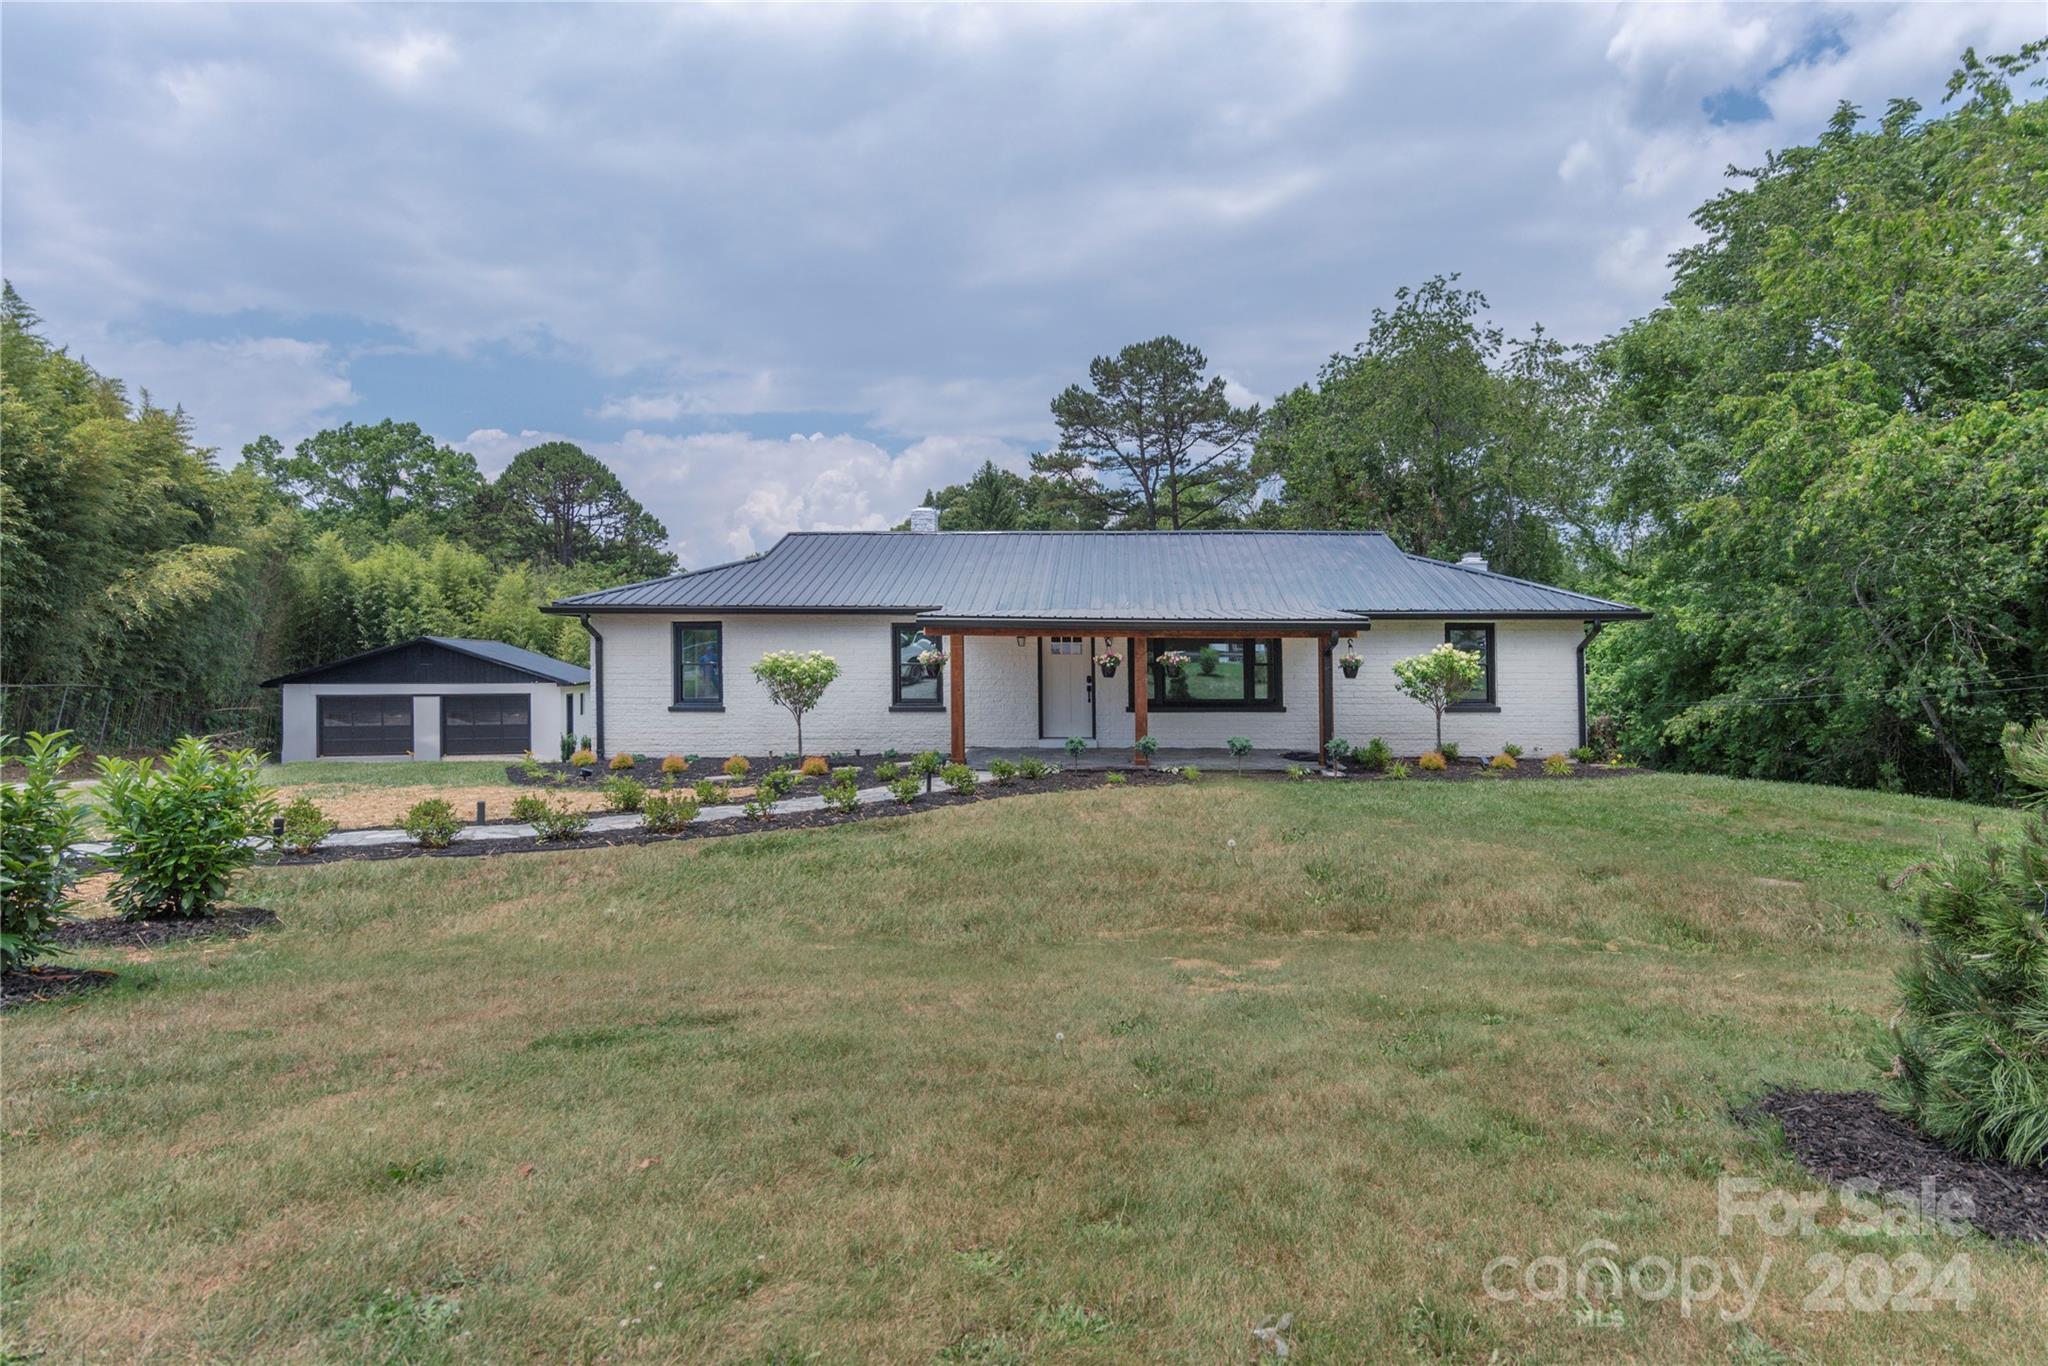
[442,695,530,755]
[317,696,415,757]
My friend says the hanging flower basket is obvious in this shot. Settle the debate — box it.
[1094,650,1122,678]
[916,648,948,678]
[1339,655,1362,679]
[1158,650,1192,678]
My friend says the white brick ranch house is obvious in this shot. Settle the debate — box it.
[544,518,1647,764]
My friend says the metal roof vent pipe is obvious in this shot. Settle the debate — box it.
[909,507,940,534]
[1457,551,1488,571]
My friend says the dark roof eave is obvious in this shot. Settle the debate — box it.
[1355,608,1651,621]
[543,603,938,617]
[260,635,585,687]
[913,614,1370,633]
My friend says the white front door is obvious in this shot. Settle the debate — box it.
[1040,636,1095,739]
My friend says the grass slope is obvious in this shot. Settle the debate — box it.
[4,775,2040,1361]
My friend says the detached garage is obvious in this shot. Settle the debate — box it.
[263,637,590,763]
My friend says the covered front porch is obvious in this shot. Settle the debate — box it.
[924,621,1362,766]
[962,744,1310,772]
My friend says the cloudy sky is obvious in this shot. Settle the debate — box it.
[3,3,2038,566]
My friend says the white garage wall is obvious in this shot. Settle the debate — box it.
[277,681,577,763]
[589,614,1590,760]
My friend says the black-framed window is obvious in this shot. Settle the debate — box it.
[890,622,943,710]
[1444,622,1495,707]
[672,622,724,709]
[1132,637,1283,710]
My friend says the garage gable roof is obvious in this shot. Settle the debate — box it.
[260,637,589,688]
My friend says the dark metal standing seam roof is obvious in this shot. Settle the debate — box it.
[260,637,590,687]
[545,531,1648,625]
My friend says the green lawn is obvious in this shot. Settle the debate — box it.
[5,775,2041,1361]
[262,759,525,791]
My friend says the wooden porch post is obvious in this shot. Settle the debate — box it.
[1318,633,1335,766]
[948,632,967,764]
[1130,633,1149,764]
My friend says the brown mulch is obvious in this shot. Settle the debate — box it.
[269,769,1175,866]
[505,753,890,788]
[272,781,614,831]
[1740,1088,2048,1244]
[51,906,280,950]
[1,965,118,1011]
[1277,753,1645,781]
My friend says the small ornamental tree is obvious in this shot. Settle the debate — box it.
[1390,644,1484,754]
[1,731,93,969]
[751,650,841,756]
[1883,720,2048,1168]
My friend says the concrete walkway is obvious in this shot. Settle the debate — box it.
[72,770,998,857]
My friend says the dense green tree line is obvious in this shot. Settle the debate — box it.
[917,44,2046,798]
[0,288,667,749]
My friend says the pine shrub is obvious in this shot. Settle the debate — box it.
[1882,721,2048,1167]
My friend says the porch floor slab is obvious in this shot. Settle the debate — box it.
[961,746,1311,773]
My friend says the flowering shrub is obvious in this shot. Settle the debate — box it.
[751,650,843,754]
[915,647,948,673]
[1157,650,1192,674]
[1390,644,1484,753]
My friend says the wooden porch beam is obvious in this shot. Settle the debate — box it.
[1318,633,1335,764]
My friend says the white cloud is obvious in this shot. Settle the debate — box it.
[79,332,355,457]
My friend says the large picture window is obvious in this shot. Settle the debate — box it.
[890,623,942,709]
[672,622,724,709]
[1444,622,1496,707]
[1135,638,1282,710]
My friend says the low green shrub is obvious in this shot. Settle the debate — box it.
[518,753,547,779]
[602,776,646,812]
[1386,759,1411,780]
[940,763,977,795]
[910,750,944,792]
[642,792,699,833]
[757,767,799,802]
[276,796,335,853]
[1181,766,1201,781]
[97,737,276,918]
[1882,722,2048,1168]
[528,798,590,842]
[1543,753,1571,776]
[559,733,576,763]
[1502,743,1524,760]
[889,776,920,804]
[823,779,862,814]
[1570,746,1596,763]
[1439,742,1460,762]
[1285,766,1307,782]
[1017,756,1051,780]
[694,778,723,805]
[510,793,548,823]
[987,758,1018,785]
[1356,737,1392,772]
[873,761,901,783]
[402,798,463,849]
[1105,772,1127,786]
[1,731,92,968]
[724,755,752,778]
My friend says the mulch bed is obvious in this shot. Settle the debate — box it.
[272,769,1176,866]
[506,752,896,787]
[1276,752,1645,782]
[1,965,119,1011]
[1740,1088,2048,1244]
[51,905,280,950]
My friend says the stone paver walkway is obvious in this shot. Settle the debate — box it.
[73,771,995,857]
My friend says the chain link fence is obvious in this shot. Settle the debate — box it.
[0,685,280,757]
